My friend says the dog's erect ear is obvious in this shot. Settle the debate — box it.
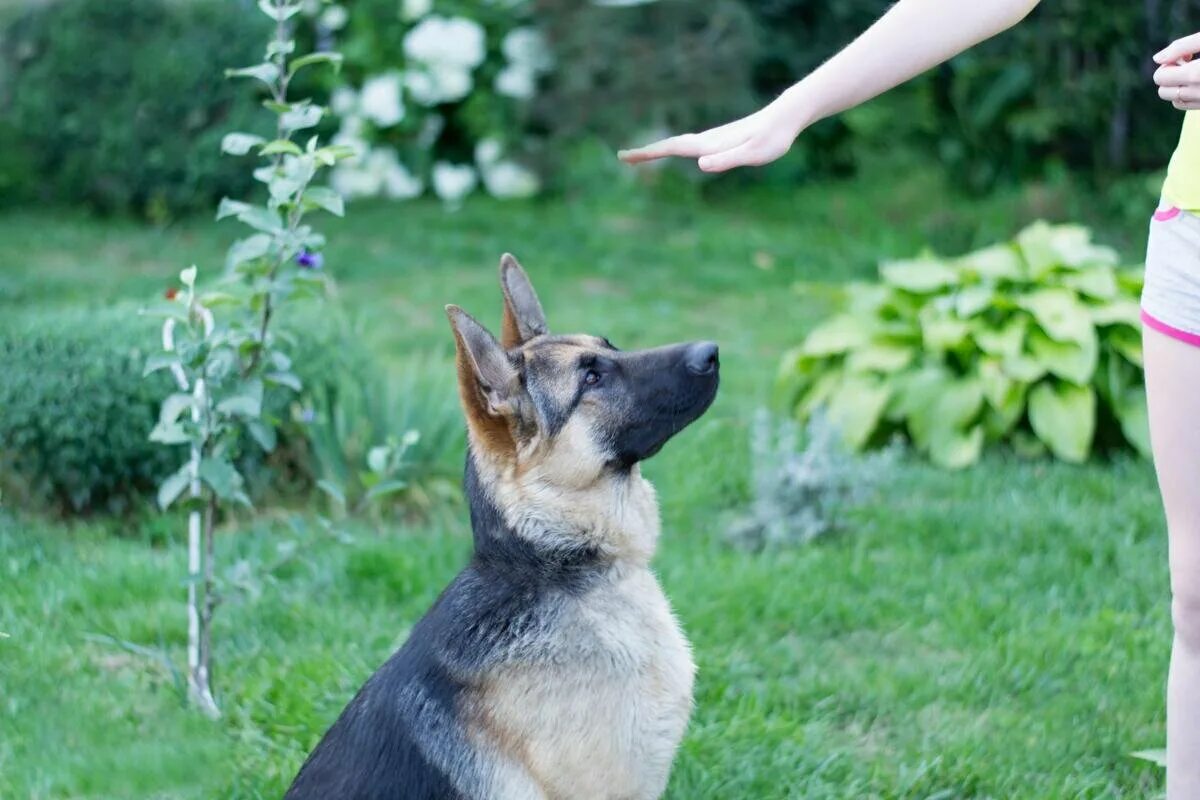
[499,253,548,348]
[447,305,520,455]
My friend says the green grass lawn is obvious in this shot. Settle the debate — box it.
[0,170,1172,798]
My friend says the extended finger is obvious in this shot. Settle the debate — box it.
[1154,61,1200,87]
[697,139,769,173]
[1155,33,1200,64]
[1160,85,1200,103]
[619,134,711,164]
[1175,99,1200,111]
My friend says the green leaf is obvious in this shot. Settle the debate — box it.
[845,342,914,373]
[216,379,263,418]
[143,353,180,377]
[1114,389,1152,459]
[317,479,347,508]
[280,104,323,132]
[906,374,985,453]
[880,257,958,293]
[919,305,970,351]
[1018,288,1094,346]
[226,234,273,270]
[928,424,984,470]
[226,62,280,87]
[303,187,345,217]
[246,419,277,453]
[149,421,190,445]
[802,314,871,357]
[258,0,303,21]
[957,243,1025,280]
[824,373,892,450]
[199,457,249,505]
[1106,324,1143,367]
[1061,266,1117,300]
[265,371,302,392]
[288,51,344,78]
[159,393,194,425]
[972,316,1028,360]
[1027,327,1098,385]
[954,286,994,317]
[365,479,410,502]
[221,132,266,156]
[259,139,304,157]
[1028,381,1095,463]
[1090,298,1141,327]
[218,202,282,234]
[157,464,192,510]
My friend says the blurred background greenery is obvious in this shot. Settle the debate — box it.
[0,0,1189,797]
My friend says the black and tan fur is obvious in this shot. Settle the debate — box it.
[285,255,719,800]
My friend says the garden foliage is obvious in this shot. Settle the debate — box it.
[0,0,269,217]
[780,223,1148,468]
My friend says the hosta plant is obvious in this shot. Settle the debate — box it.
[780,222,1148,468]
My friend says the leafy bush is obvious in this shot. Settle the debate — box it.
[780,223,1148,468]
[304,349,463,519]
[0,0,269,217]
[728,411,896,550]
[0,309,178,514]
[0,303,451,515]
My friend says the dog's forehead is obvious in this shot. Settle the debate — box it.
[521,334,607,369]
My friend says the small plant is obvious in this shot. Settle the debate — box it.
[144,0,353,716]
[780,222,1147,468]
[728,411,897,550]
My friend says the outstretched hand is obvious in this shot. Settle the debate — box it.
[617,95,808,173]
[1155,33,1200,110]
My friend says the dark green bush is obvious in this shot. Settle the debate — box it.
[0,309,179,515]
[0,0,270,217]
[0,305,463,518]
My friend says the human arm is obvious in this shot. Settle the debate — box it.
[618,0,1042,172]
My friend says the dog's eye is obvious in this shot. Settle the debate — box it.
[583,369,602,386]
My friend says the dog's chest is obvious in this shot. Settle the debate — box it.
[473,568,694,800]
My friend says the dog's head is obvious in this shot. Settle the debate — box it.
[446,255,718,489]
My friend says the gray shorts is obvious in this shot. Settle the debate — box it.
[1142,201,1200,347]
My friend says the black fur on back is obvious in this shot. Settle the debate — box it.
[284,450,609,800]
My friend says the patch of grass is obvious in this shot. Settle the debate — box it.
[0,167,1169,798]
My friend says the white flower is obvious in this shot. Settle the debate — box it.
[495,65,536,100]
[330,86,358,116]
[432,162,477,206]
[481,160,539,199]
[417,114,445,149]
[405,63,474,106]
[401,0,433,21]
[502,28,553,73]
[360,72,405,128]
[331,164,383,198]
[319,4,349,30]
[366,147,424,199]
[474,137,503,167]
[404,16,486,70]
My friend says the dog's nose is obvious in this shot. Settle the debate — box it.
[684,341,719,375]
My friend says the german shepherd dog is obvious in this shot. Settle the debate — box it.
[285,255,719,800]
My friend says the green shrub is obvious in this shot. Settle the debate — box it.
[780,223,1148,468]
[0,309,179,514]
[0,0,270,217]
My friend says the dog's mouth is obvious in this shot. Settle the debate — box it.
[610,348,720,467]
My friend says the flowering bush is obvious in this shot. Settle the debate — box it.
[303,0,547,204]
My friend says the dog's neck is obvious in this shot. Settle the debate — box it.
[465,449,661,588]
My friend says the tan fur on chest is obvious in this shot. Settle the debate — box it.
[467,568,695,800]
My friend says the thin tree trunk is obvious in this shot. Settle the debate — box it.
[188,378,219,718]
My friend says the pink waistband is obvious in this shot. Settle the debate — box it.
[1142,309,1200,348]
